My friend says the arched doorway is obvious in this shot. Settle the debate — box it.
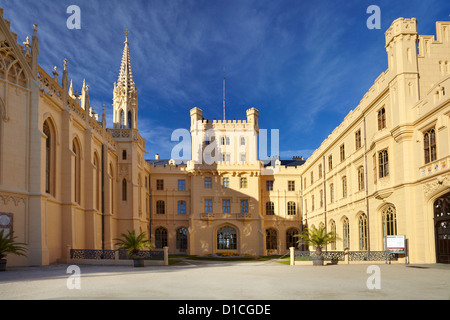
[217,226,237,250]
[434,192,450,264]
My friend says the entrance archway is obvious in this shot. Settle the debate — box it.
[434,192,450,264]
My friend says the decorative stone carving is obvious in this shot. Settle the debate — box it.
[423,175,450,197]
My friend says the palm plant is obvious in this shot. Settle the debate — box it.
[295,226,339,263]
[0,230,28,271]
[114,230,154,260]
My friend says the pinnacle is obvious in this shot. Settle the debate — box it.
[117,35,135,92]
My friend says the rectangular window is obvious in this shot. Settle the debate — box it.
[204,177,212,188]
[156,179,164,190]
[318,164,322,179]
[340,144,345,162]
[288,181,295,191]
[310,171,314,184]
[378,107,386,130]
[287,202,296,215]
[178,201,187,215]
[311,195,315,211]
[342,176,347,198]
[266,180,274,191]
[222,177,229,188]
[240,177,248,189]
[178,179,185,191]
[328,155,333,171]
[355,129,362,150]
[205,199,212,213]
[240,137,246,145]
[223,199,230,213]
[240,153,246,163]
[240,200,248,213]
[358,167,365,191]
[320,190,323,208]
[266,202,275,215]
[330,184,334,203]
[156,200,165,214]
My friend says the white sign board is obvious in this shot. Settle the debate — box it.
[385,235,406,253]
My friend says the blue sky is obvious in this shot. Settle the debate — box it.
[2,0,449,159]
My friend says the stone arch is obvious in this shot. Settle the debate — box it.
[215,224,239,251]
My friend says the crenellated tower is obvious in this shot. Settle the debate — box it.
[113,31,138,129]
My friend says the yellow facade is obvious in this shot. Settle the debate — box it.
[0,9,449,266]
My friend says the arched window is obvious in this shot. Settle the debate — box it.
[155,227,168,248]
[156,200,165,214]
[109,163,114,214]
[266,228,277,250]
[424,128,437,164]
[286,228,299,249]
[266,202,275,215]
[434,192,450,263]
[287,202,296,215]
[217,226,237,250]
[120,110,125,129]
[122,179,127,201]
[176,227,188,250]
[43,120,55,195]
[382,206,397,239]
[379,149,389,178]
[359,213,368,251]
[343,217,350,249]
[138,175,142,215]
[128,111,132,129]
[93,153,100,210]
[72,138,81,204]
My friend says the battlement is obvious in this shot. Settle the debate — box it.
[385,17,417,47]
[190,107,259,131]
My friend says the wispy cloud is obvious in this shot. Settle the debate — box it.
[2,0,447,160]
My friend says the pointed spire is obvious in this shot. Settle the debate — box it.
[116,29,135,93]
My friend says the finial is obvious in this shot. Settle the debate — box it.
[124,29,129,44]
[64,59,68,71]
[52,66,59,81]
[33,24,38,34]
[23,36,31,48]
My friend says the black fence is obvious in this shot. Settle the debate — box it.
[294,250,399,262]
[70,249,165,261]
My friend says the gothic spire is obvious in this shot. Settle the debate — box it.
[116,29,135,93]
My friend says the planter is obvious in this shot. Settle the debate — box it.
[133,257,145,268]
[312,255,324,266]
[0,259,6,272]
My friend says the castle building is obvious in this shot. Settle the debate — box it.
[0,8,448,266]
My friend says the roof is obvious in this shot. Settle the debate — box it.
[146,159,306,168]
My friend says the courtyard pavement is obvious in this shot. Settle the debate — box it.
[0,258,449,301]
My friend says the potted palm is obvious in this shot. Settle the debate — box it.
[0,230,28,272]
[295,226,338,266]
[114,230,154,267]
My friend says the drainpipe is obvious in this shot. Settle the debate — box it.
[363,117,371,252]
